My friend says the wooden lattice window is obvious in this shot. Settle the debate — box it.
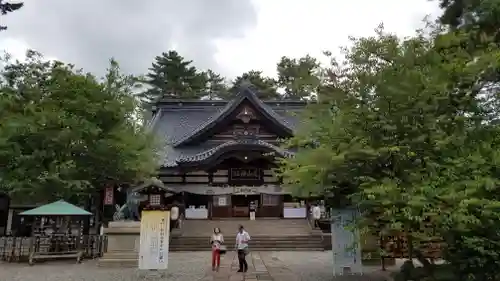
[262,194,280,206]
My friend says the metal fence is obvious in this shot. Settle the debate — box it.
[0,235,108,262]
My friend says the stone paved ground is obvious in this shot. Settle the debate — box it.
[0,252,208,281]
[261,251,392,281]
[0,251,393,281]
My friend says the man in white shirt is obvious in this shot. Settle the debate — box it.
[249,201,256,221]
[312,204,321,229]
[170,202,179,230]
[235,225,250,272]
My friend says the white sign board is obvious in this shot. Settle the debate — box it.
[218,196,227,206]
[138,210,170,270]
[331,209,363,276]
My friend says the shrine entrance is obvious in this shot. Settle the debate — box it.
[231,195,259,217]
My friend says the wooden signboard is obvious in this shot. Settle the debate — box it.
[104,187,114,205]
[230,168,260,180]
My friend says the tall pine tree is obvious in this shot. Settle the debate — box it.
[141,50,207,102]
[230,70,279,100]
[205,69,229,100]
[0,0,23,31]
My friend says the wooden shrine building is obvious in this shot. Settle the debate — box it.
[149,84,309,219]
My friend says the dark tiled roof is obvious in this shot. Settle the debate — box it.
[173,86,295,146]
[150,85,306,168]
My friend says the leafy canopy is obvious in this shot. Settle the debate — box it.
[0,0,23,31]
[0,51,158,203]
[278,23,500,280]
[276,55,321,100]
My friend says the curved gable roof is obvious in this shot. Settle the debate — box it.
[173,85,294,147]
[177,139,294,164]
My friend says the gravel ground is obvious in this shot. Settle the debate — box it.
[0,252,210,281]
[0,251,394,281]
[262,251,392,281]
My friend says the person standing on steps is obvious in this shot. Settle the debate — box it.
[235,225,250,272]
[170,202,179,231]
[249,201,256,221]
[312,203,321,229]
[210,227,224,271]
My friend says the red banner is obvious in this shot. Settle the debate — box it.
[104,186,114,205]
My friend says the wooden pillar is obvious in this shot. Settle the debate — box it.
[280,195,284,218]
[208,195,212,220]
[181,191,186,218]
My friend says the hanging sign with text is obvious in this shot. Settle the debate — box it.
[233,186,259,195]
[230,168,260,180]
[104,187,114,205]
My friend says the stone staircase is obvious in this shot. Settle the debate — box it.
[98,221,140,268]
[98,250,139,268]
[170,219,324,251]
[99,219,325,267]
[178,218,312,236]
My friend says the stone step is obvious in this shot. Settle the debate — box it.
[171,240,322,244]
[180,219,313,236]
[169,232,324,251]
[98,258,137,268]
[169,247,325,251]
[171,237,322,242]
[170,239,324,245]
[102,252,138,258]
[175,235,321,239]
[169,244,324,248]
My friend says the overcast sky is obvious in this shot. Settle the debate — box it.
[0,0,441,79]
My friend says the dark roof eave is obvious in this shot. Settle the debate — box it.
[172,139,294,168]
[155,99,308,107]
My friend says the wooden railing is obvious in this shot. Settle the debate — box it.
[0,235,107,262]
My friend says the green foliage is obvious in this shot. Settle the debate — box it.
[0,0,23,31]
[437,0,500,45]
[276,55,321,100]
[0,51,158,203]
[230,70,280,100]
[278,24,500,280]
[141,50,207,102]
[204,69,230,100]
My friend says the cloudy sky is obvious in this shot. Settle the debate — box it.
[0,0,441,79]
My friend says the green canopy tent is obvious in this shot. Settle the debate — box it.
[19,200,93,265]
[20,200,92,216]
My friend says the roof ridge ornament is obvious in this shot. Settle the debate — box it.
[237,81,258,95]
[236,106,255,123]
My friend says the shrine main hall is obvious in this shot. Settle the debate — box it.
[150,85,309,220]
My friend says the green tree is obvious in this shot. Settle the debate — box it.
[0,50,158,203]
[141,50,207,102]
[276,55,321,100]
[437,0,500,46]
[0,0,23,31]
[204,69,229,100]
[230,70,279,100]
[278,25,500,280]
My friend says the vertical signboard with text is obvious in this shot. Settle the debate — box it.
[104,186,114,205]
[331,208,362,276]
[138,210,170,270]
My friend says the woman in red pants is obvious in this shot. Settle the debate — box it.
[210,227,224,271]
